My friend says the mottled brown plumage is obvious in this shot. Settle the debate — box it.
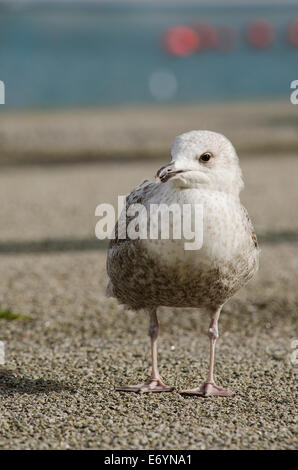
[106,130,259,396]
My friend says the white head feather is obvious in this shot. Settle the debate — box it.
[169,130,244,195]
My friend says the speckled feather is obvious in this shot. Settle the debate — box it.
[106,131,259,313]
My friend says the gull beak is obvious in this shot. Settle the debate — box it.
[155,162,185,184]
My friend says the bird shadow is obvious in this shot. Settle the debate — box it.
[0,369,75,396]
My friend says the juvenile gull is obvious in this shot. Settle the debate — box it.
[106,130,259,397]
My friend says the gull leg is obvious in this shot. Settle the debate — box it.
[116,308,173,393]
[180,306,234,397]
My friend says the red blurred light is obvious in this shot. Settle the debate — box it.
[163,26,200,57]
[287,19,298,47]
[247,19,275,49]
[194,23,219,50]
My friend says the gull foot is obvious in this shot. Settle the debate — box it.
[115,378,173,393]
[180,381,234,397]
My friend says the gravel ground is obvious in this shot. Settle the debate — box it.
[0,101,297,164]
[0,156,297,450]
[0,247,297,450]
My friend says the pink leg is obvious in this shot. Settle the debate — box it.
[180,306,234,397]
[116,309,173,393]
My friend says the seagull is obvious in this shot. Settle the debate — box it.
[106,130,259,397]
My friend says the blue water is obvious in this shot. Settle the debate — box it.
[0,3,298,108]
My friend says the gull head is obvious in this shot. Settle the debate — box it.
[155,130,244,195]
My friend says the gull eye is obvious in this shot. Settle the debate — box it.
[199,152,212,162]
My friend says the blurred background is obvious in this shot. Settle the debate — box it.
[0,0,297,237]
[0,0,298,164]
[0,0,297,451]
[1,0,298,107]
